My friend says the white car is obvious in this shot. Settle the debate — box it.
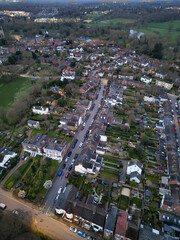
[65,157,69,163]
[69,226,77,233]
[58,187,62,194]
[79,142,83,148]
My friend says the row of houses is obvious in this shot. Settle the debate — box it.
[22,133,70,161]
[55,184,130,239]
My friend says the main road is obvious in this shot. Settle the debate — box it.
[0,188,82,240]
[42,81,107,213]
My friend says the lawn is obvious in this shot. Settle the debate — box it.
[134,20,180,42]
[146,175,159,184]
[118,195,129,210]
[87,17,136,27]
[130,197,142,209]
[0,76,32,108]
[4,159,33,189]
[31,128,46,137]
[98,169,118,181]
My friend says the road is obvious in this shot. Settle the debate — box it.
[42,82,107,213]
[0,188,82,240]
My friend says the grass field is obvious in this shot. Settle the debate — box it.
[135,20,180,42]
[86,17,136,27]
[0,76,32,108]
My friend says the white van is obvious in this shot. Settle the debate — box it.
[0,203,6,210]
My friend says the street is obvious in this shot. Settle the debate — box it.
[42,81,107,213]
[0,188,83,240]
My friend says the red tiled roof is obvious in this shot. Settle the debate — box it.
[115,212,128,237]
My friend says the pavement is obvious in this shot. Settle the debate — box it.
[42,81,107,213]
[0,188,83,240]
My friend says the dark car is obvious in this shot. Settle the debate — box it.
[62,163,66,169]
[65,172,70,178]
[15,182,23,189]
[67,151,72,157]
[74,153,78,159]
[68,165,73,171]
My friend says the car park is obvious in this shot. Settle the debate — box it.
[69,226,77,233]
[78,231,86,238]
[15,182,23,189]
[65,172,70,178]
[58,170,63,176]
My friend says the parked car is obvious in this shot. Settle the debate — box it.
[15,182,23,189]
[78,231,86,238]
[65,157,69,163]
[87,236,96,240]
[58,170,63,176]
[69,226,77,233]
[74,153,78,159]
[68,165,73,171]
[62,163,66,169]
[67,151,72,157]
[0,203,6,210]
[72,159,75,164]
[65,172,70,178]
[79,142,83,148]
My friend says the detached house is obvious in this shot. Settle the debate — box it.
[32,106,49,115]
[61,67,75,81]
[127,159,143,183]
[140,75,152,84]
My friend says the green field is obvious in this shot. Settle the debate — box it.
[135,20,180,42]
[86,17,136,27]
[0,76,32,108]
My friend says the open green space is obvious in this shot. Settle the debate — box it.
[118,195,129,210]
[134,20,180,42]
[31,128,46,137]
[0,76,32,108]
[130,197,142,208]
[87,17,136,27]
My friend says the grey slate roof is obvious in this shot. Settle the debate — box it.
[104,206,118,232]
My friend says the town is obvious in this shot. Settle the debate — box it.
[0,1,180,240]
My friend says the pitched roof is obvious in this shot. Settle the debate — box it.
[104,206,118,232]
[115,212,128,237]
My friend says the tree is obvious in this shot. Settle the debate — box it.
[152,42,163,59]
[43,180,52,189]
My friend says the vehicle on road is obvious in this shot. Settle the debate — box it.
[74,153,78,159]
[62,163,66,169]
[67,151,72,157]
[87,236,96,240]
[72,159,75,164]
[58,187,62,194]
[0,203,6,210]
[15,182,23,189]
[79,142,83,148]
[65,172,70,178]
[68,165,73,171]
[69,226,77,233]
[78,231,86,238]
[58,170,63,176]
[65,157,69,163]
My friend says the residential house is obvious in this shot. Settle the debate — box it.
[32,106,49,115]
[104,206,118,239]
[115,212,129,240]
[61,67,75,81]
[77,100,92,111]
[27,120,40,129]
[127,159,143,184]
[144,96,155,104]
[0,147,17,169]
[43,139,70,161]
[22,134,69,161]
[140,75,152,84]
[155,80,173,90]
[155,72,166,79]
[119,73,134,81]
